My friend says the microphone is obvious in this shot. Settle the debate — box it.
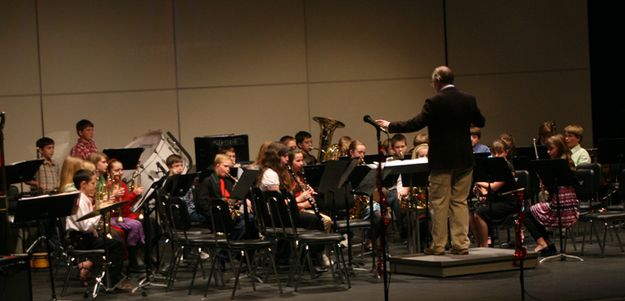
[363,115,388,133]
[156,161,168,175]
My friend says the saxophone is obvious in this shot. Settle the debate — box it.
[225,172,241,220]
[313,116,345,162]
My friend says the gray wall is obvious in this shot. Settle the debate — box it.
[0,0,590,165]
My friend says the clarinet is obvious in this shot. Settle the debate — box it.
[288,166,322,221]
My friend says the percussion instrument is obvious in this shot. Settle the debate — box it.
[30,252,49,269]
[124,130,191,190]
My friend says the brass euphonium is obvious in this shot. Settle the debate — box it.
[312,116,345,162]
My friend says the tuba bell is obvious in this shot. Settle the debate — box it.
[312,116,345,162]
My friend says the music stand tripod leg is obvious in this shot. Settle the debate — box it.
[539,190,583,263]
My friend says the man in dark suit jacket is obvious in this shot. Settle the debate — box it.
[377,66,485,255]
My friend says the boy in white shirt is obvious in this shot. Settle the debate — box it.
[564,124,591,166]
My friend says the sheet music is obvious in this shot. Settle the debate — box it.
[384,157,428,167]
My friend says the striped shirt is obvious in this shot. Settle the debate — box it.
[34,159,60,193]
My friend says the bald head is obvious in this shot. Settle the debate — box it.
[432,66,454,85]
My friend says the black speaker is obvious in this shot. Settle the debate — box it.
[194,135,249,172]
[0,255,32,301]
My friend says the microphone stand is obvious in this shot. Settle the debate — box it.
[373,127,390,301]
[0,112,9,255]
[512,190,527,300]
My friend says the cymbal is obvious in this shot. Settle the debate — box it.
[76,201,126,222]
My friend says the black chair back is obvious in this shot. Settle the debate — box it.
[577,163,602,191]
[575,169,595,201]
[515,170,533,198]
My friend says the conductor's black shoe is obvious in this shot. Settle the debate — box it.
[450,248,469,255]
[424,248,445,255]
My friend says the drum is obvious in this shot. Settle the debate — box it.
[125,130,191,191]
[30,252,49,269]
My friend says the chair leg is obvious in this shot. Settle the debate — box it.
[305,246,316,279]
[333,243,350,288]
[293,243,305,292]
[326,246,340,286]
[204,249,219,297]
[61,257,74,296]
[338,243,351,288]
[610,221,625,252]
[267,247,283,295]
[601,223,608,257]
[243,250,256,291]
[168,245,184,290]
[581,220,589,255]
[287,240,299,287]
[231,251,243,300]
[188,253,201,295]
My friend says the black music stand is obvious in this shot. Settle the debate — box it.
[316,160,350,222]
[363,154,389,164]
[598,138,625,206]
[384,160,429,253]
[6,159,44,192]
[231,169,260,238]
[336,159,374,271]
[136,173,197,296]
[529,159,583,263]
[162,173,196,197]
[14,192,79,301]
[303,164,324,189]
[473,157,515,248]
[513,146,549,171]
[134,176,170,296]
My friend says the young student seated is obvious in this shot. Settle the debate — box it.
[65,169,129,289]
[107,159,146,271]
[197,154,256,240]
[470,126,491,154]
[523,134,579,255]
[470,140,519,247]
[563,124,591,166]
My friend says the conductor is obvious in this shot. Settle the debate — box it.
[376,66,485,255]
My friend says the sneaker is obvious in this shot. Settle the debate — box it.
[321,254,330,267]
[424,248,445,255]
[340,235,348,248]
[450,248,469,255]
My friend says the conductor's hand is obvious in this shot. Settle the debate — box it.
[376,119,390,130]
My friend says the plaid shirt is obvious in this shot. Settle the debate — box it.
[70,137,98,160]
[34,159,60,193]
